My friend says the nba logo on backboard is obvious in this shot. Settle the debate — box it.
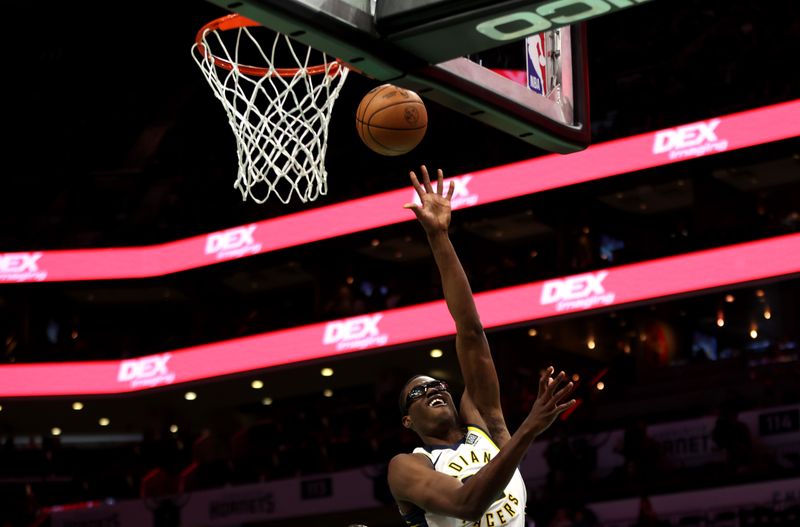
[526,35,547,96]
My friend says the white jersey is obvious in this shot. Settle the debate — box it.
[401,425,527,527]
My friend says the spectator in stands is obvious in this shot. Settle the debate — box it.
[632,496,669,527]
[571,435,598,503]
[618,420,663,493]
[712,400,754,476]
[324,284,366,318]
[548,507,574,527]
[544,430,576,501]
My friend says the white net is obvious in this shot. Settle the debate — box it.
[192,19,349,204]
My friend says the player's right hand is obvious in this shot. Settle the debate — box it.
[525,366,577,437]
[403,165,455,235]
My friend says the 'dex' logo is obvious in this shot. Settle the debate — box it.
[540,271,615,312]
[652,119,729,160]
[412,175,478,210]
[117,353,176,389]
[323,314,388,351]
[205,225,263,260]
[0,252,48,282]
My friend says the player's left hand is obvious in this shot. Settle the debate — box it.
[525,366,577,437]
[404,165,455,235]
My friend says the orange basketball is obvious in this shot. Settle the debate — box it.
[355,84,428,156]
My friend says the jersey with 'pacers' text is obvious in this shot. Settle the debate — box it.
[400,425,527,527]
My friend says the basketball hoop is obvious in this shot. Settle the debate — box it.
[192,14,349,204]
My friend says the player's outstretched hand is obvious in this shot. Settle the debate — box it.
[404,165,455,235]
[525,366,577,437]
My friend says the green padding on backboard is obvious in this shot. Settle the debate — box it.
[199,0,651,152]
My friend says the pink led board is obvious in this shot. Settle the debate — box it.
[1,100,798,283]
[0,233,797,397]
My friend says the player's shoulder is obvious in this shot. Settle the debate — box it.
[389,451,434,474]
[387,452,436,510]
[388,452,435,494]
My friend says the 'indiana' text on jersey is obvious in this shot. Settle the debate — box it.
[401,425,527,527]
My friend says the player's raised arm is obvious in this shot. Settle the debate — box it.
[404,165,509,446]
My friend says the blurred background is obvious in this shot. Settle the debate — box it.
[0,0,798,526]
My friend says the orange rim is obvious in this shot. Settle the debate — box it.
[194,14,343,78]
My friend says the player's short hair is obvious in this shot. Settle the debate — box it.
[398,374,426,415]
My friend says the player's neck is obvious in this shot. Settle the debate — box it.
[419,422,466,446]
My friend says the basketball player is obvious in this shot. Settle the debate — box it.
[388,166,577,527]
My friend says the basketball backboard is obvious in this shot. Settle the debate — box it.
[205,0,651,153]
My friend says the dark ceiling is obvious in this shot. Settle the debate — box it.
[2,0,797,249]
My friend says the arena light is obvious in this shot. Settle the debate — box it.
[0,101,797,284]
[72,402,84,411]
[0,233,797,397]
[98,418,110,427]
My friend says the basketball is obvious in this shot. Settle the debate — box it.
[356,84,428,156]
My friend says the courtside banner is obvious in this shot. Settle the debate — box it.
[1,100,798,283]
[0,233,797,397]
